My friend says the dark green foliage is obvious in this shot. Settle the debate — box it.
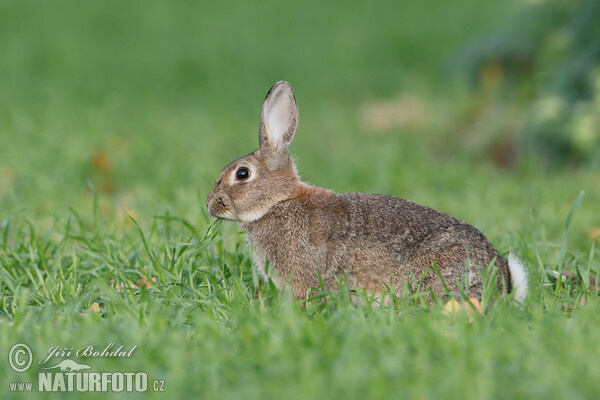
[461,0,600,165]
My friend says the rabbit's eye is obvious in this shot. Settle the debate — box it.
[235,167,250,181]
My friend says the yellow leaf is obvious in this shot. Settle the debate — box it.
[465,298,482,314]
[443,299,462,314]
[444,298,482,319]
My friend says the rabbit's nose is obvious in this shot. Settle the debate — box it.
[207,194,229,218]
[206,197,217,216]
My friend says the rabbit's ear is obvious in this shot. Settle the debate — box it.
[259,81,298,158]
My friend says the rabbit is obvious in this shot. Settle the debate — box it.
[206,81,528,303]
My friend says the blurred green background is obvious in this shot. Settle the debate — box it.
[1,0,598,220]
[1,1,600,399]
[1,0,598,231]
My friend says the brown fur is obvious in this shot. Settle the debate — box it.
[207,81,512,301]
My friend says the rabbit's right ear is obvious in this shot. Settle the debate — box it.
[259,81,298,170]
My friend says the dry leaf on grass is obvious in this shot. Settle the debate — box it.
[88,302,101,313]
[109,272,157,292]
[443,299,462,314]
[444,298,483,318]
[138,276,157,289]
[91,150,112,173]
[464,298,483,314]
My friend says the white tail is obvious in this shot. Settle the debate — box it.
[508,253,528,303]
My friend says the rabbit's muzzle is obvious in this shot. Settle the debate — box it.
[206,190,235,221]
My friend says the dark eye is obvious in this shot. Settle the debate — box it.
[235,167,250,181]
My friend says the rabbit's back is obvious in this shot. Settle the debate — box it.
[342,193,499,262]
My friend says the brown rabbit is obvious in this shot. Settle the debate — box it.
[207,81,528,303]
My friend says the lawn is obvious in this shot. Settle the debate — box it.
[1,1,599,399]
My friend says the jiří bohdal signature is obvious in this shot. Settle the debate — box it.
[39,343,137,365]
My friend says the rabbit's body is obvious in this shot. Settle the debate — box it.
[242,184,510,299]
[207,81,528,303]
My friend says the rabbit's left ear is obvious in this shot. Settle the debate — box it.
[259,81,298,161]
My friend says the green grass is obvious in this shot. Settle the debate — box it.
[1,1,599,399]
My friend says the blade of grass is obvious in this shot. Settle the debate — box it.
[559,191,584,268]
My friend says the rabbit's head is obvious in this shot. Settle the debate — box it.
[207,81,301,222]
